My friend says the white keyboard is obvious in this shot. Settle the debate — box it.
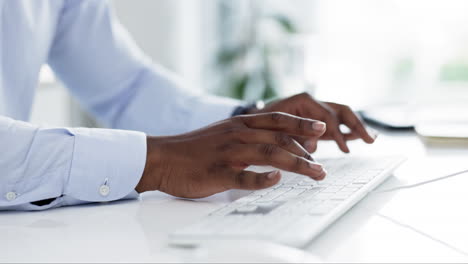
[170,156,405,248]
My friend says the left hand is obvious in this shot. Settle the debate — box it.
[248,92,377,153]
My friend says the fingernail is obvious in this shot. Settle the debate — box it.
[308,162,323,171]
[267,171,279,180]
[312,122,326,131]
[368,128,379,139]
[315,170,327,181]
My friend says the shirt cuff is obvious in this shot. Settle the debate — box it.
[64,128,147,202]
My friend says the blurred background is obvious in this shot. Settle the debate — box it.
[33,0,468,128]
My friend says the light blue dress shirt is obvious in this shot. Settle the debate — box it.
[0,0,241,211]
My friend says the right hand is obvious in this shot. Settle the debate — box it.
[136,112,327,199]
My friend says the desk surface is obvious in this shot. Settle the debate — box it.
[2,130,468,263]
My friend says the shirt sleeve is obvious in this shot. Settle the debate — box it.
[0,116,147,211]
[48,0,243,136]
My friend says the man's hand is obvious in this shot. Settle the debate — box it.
[249,93,377,153]
[136,113,327,198]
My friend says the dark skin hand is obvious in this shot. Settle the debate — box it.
[248,93,377,153]
[136,93,376,199]
[136,112,327,198]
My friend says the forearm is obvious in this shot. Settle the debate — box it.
[47,0,243,137]
[109,64,244,135]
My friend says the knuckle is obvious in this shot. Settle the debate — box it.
[207,162,228,174]
[254,174,266,188]
[297,118,306,132]
[275,133,293,147]
[343,105,353,111]
[331,129,343,139]
[222,126,243,137]
[303,152,313,161]
[323,108,334,116]
[260,144,278,158]
[235,171,246,188]
[236,129,254,141]
[233,115,250,127]
[217,143,235,152]
[270,112,285,124]
[294,92,311,101]
[294,157,305,170]
[348,121,359,131]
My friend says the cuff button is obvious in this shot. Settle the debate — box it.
[5,192,17,201]
[99,185,110,197]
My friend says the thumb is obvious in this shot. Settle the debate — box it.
[227,170,281,190]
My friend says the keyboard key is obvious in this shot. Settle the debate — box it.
[286,188,307,196]
[315,193,334,200]
[256,194,280,203]
[210,206,235,216]
[253,189,272,196]
[335,179,353,185]
[322,201,342,208]
[274,196,293,202]
[298,180,316,186]
[252,201,276,207]
[287,176,304,183]
[331,193,353,201]
[306,187,325,194]
[256,188,292,202]
[237,195,261,203]
[309,205,334,216]
[320,177,335,184]
[322,187,342,193]
[277,183,297,188]
[275,188,293,193]
[340,187,360,193]
[352,181,368,186]
[236,205,259,213]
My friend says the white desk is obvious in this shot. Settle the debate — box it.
[2,130,468,263]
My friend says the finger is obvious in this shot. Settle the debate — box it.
[228,144,326,180]
[239,112,326,138]
[303,140,318,153]
[292,136,320,154]
[224,170,282,190]
[300,105,349,153]
[240,129,315,161]
[344,133,361,141]
[326,117,350,153]
[339,106,376,144]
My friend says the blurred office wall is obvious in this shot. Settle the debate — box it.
[312,0,468,108]
[32,0,214,127]
[113,0,210,88]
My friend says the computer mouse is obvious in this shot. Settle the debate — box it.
[188,239,322,263]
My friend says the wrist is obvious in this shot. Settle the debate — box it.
[136,136,164,193]
[232,101,265,116]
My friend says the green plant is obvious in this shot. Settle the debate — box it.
[215,2,298,100]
